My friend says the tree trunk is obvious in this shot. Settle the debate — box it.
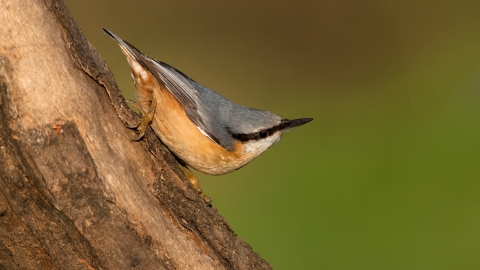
[0,0,271,269]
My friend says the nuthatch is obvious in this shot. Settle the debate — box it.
[104,29,312,195]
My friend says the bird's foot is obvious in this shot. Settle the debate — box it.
[126,98,157,141]
[181,166,212,205]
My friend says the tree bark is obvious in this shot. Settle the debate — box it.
[0,0,271,269]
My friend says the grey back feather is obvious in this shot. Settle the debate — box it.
[104,29,282,151]
[149,61,282,151]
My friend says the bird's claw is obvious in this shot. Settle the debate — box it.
[126,97,157,140]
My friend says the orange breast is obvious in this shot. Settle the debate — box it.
[130,61,258,175]
[150,84,261,175]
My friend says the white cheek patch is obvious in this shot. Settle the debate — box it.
[242,133,281,154]
[243,140,267,153]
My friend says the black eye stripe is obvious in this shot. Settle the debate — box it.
[230,131,270,142]
[228,118,311,142]
[229,120,289,142]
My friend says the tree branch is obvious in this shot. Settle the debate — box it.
[0,0,271,269]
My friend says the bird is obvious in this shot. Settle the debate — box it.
[104,29,312,200]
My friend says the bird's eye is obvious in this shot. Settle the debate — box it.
[259,131,268,138]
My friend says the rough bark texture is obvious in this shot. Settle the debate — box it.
[0,0,272,269]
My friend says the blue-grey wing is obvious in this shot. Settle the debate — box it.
[104,29,232,149]
[145,59,235,150]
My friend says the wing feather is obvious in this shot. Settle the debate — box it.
[104,29,230,149]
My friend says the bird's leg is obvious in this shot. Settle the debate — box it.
[126,97,157,141]
[125,99,145,118]
[180,165,212,205]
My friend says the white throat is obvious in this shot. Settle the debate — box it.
[242,133,282,154]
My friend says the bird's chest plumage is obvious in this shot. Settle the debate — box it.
[152,87,261,175]
[106,28,310,180]
[131,65,258,175]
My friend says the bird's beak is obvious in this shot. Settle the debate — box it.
[281,118,313,131]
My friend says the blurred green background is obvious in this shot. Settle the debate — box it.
[64,0,480,269]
